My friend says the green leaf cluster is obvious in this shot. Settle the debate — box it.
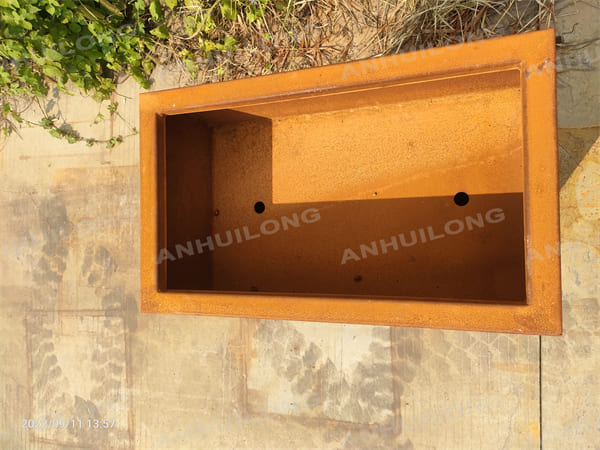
[181,0,268,56]
[0,0,270,147]
[0,0,172,101]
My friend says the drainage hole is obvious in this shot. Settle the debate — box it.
[254,201,265,214]
[453,192,469,206]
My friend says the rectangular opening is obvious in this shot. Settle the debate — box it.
[160,67,526,303]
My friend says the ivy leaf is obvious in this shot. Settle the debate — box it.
[0,68,11,85]
[165,0,178,8]
[150,25,169,39]
[0,0,19,9]
[133,0,146,14]
[49,129,63,139]
[5,24,26,37]
[184,58,197,76]
[220,0,237,20]
[69,22,82,33]
[6,11,32,30]
[183,16,197,35]
[106,136,122,149]
[43,47,64,62]
[42,65,63,81]
[142,58,155,75]
[149,0,163,21]
[223,36,237,52]
[130,69,150,90]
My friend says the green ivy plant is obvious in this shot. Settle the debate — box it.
[0,0,175,146]
[176,0,269,75]
[0,0,272,147]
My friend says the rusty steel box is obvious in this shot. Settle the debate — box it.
[140,29,561,335]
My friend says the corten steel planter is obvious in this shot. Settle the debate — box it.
[140,29,561,335]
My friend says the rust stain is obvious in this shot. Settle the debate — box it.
[527,421,541,442]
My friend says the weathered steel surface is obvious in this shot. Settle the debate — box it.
[140,30,560,335]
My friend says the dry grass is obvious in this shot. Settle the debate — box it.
[153,0,555,84]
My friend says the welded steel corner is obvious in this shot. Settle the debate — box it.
[139,29,561,335]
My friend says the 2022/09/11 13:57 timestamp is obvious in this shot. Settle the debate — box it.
[22,418,116,430]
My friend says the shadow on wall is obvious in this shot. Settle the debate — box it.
[558,128,600,189]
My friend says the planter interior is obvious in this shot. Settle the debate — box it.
[162,66,526,303]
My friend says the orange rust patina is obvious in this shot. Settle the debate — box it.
[139,29,561,335]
